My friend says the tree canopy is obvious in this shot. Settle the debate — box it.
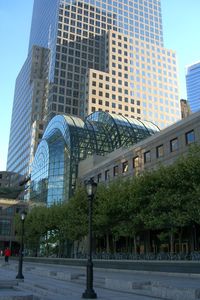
[14,145,200,256]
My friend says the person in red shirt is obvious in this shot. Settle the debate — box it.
[4,247,11,263]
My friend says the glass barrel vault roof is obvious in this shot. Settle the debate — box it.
[30,112,159,205]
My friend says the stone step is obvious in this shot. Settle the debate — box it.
[105,278,200,300]
[151,281,200,300]
[0,289,36,300]
[72,274,105,287]
[16,280,77,300]
[0,281,19,288]
[23,266,85,281]
[105,278,151,291]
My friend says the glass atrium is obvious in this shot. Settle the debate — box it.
[30,111,159,205]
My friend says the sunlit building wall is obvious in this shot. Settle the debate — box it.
[84,30,180,129]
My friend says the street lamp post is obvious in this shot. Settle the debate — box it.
[16,211,26,279]
[82,179,97,299]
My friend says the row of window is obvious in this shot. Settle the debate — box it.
[90,101,140,112]
[60,2,161,17]
[144,130,195,162]
[91,97,139,105]
[60,3,161,21]
[51,103,78,115]
[92,88,130,96]
[94,130,195,182]
[111,32,174,56]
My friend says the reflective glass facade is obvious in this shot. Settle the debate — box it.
[27,0,164,122]
[186,62,200,113]
[30,111,159,205]
[7,47,50,178]
[7,53,32,176]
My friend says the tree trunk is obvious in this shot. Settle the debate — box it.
[125,236,128,252]
[145,230,151,253]
[178,228,183,253]
[106,233,110,252]
[133,234,137,254]
[112,237,116,253]
[170,230,174,253]
[193,224,197,251]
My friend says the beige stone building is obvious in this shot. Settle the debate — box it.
[79,111,200,183]
[84,30,181,129]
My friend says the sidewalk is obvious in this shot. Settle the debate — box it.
[1,259,200,299]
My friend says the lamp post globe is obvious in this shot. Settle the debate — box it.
[82,179,97,299]
[16,211,26,280]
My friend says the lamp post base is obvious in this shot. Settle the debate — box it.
[82,290,97,299]
[16,274,24,280]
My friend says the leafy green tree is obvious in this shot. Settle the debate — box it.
[64,184,88,241]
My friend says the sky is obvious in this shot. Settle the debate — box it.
[0,0,200,171]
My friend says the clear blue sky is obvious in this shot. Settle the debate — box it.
[0,0,200,171]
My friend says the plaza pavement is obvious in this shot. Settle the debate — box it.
[1,258,200,300]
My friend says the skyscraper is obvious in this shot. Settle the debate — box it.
[7,0,181,180]
[186,62,200,113]
[7,46,49,179]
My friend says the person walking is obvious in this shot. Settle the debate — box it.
[4,247,11,263]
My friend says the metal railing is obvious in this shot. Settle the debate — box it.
[72,251,200,261]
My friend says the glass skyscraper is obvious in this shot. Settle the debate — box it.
[7,0,181,181]
[186,62,200,113]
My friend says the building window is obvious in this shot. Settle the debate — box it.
[133,156,139,168]
[144,151,151,163]
[122,161,128,173]
[170,138,178,152]
[105,169,110,181]
[97,173,102,182]
[185,130,195,145]
[113,165,119,176]
[0,220,10,235]
[156,144,164,158]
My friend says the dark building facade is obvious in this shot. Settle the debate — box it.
[0,199,27,254]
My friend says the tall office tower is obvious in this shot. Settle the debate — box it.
[7,0,181,178]
[186,62,200,113]
[84,30,180,127]
[7,46,50,178]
